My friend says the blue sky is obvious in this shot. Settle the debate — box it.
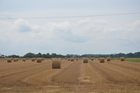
[0,0,140,56]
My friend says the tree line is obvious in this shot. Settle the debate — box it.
[4,51,140,58]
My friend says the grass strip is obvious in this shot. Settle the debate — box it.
[125,59,140,62]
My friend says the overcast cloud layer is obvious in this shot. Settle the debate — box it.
[0,0,140,56]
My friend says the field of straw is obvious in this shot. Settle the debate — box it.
[0,58,140,93]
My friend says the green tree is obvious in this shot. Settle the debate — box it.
[7,55,20,58]
[23,52,35,58]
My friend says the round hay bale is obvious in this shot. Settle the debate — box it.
[7,58,12,63]
[13,58,18,62]
[16,58,18,61]
[32,58,36,61]
[76,58,78,61]
[100,58,104,63]
[120,57,125,61]
[11,58,14,60]
[64,57,67,60]
[68,58,71,61]
[26,58,29,60]
[91,58,94,61]
[52,58,61,69]
[37,58,42,63]
[83,58,88,63]
[71,58,74,61]
[106,57,111,61]
[41,58,44,61]
[23,58,26,61]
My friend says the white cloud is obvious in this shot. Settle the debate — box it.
[0,12,11,18]
[0,18,140,55]
[13,19,31,32]
[123,20,140,43]
[132,20,140,27]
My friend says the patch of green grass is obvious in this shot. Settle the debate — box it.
[111,58,140,62]
[111,58,120,60]
[125,59,140,62]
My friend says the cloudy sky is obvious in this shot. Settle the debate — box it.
[0,0,140,56]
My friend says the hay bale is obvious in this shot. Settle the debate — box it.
[7,58,12,63]
[120,57,125,61]
[68,58,71,61]
[64,57,67,60]
[16,58,18,61]
[71,58,74,61]
[83,58,88,63]
[26,58,29,60]
[52,58,61,69]
[32,58,36,61]
[13,58,18,62]
[23,58,26,61]
[76,58,78,61]
[41,58,44,61]
[37,58,42,63]
[91,58,94,61]
[106,57,111,61]
[100,58,104,63]
[11,58,14,60]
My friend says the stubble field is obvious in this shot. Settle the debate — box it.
[0,58,140,93]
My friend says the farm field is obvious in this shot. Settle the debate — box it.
[0,58,140,93]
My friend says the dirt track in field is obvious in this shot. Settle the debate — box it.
[0,59,140,93]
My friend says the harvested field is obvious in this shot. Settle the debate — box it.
[0,59,140,93]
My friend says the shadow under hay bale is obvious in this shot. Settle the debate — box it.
[52,58,61,69]
[120,57,125,61]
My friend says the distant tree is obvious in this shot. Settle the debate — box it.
[134,52,140,58]
[126,53,134,58]
[7,55,20,58]
[46,53,51,58]
[23,52,35,58]
[110,54,114,58]
[36,52,42,58]
[51,53,57,58]
[66,54,72,58]
[12,51,140,59]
